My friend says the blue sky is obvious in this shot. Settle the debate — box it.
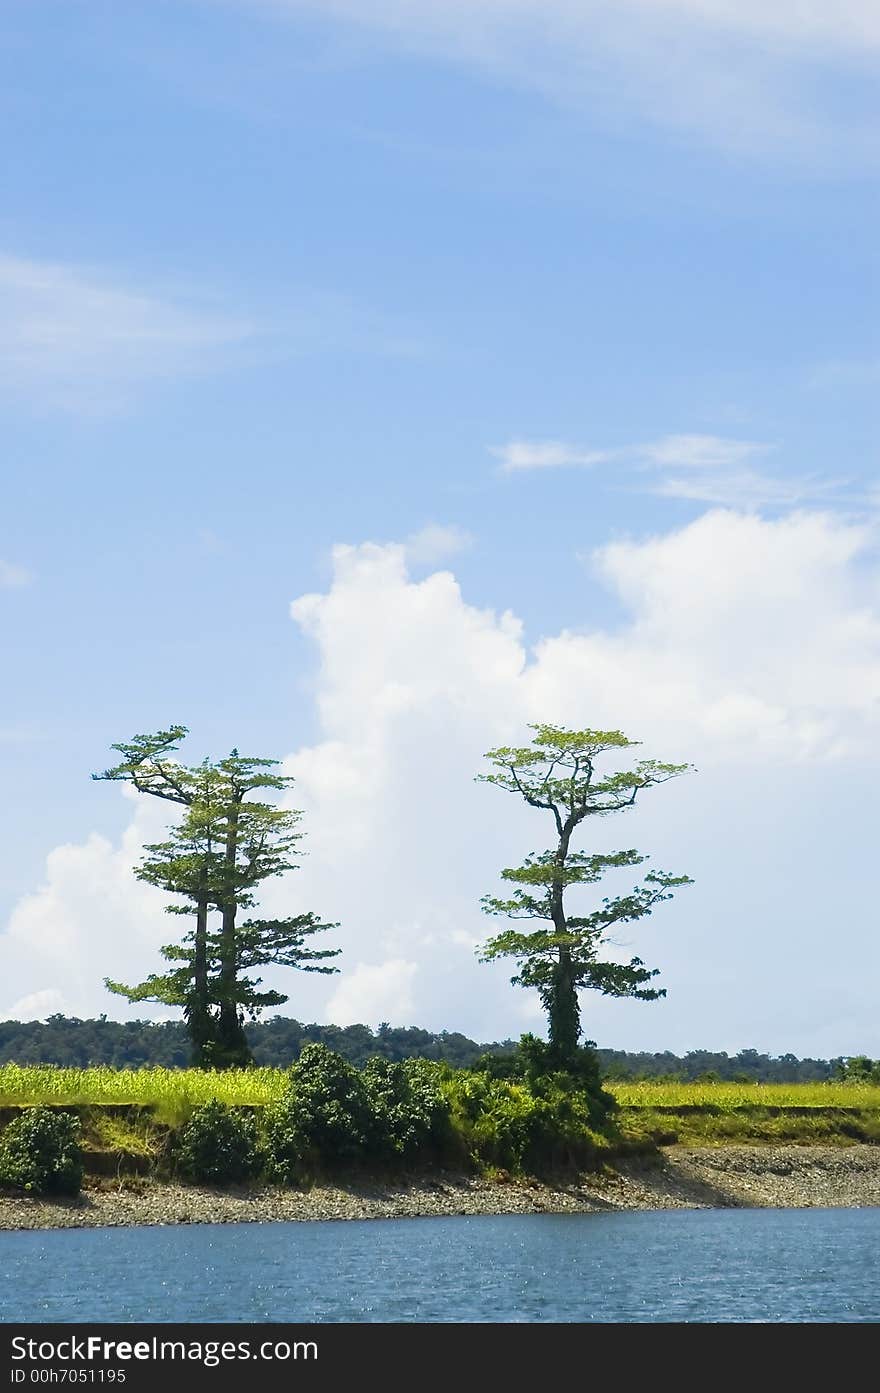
[2,2,878,1055]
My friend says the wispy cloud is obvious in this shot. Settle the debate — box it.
[492,432,850,510]
[255,1,880,165]
[654,469,848,509]
[0,253,255,414]
[490,440,611,472]
[0,559,32,589]
[0,253,424,415]
[638,434,771,470]
[491,432,767,473]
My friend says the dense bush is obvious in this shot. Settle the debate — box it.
[444,1049,611,1173]
[474,1034,615,1129]
[362,1058,452,1160]
[265,1043,374,1180]
[262,1041,612,1179]
[175,1101,261,1184]
[836,1056,880,1084]
[0,1106,83,1194]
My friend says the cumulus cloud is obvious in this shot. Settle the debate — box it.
[0,793,177,1021]
[3,509,879,1051]
[274,512,880,1050]
[325,959,419,1027]
[5,989,65,1023]
[252,1,880,164]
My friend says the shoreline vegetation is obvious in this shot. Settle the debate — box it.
[2,1061,879,1230]
[3,1146,879,1231]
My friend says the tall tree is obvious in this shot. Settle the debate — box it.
[97,730,340,1066]
[94,729,217,1056]
[477,724,692,1067]
[209,750,306,1065]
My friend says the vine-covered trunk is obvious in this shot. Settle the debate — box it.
[546,820,581,1065]
[548,950,581,1064]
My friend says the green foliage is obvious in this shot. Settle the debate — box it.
[264,1043,373,1179]
[442,1069,607,1172]
[836,1056,880,1084]
[362,1058,452,1159]
[2,1064,879,1190]
[476,725,691,812]
[0,1106,83,1195]
[175,1100,261,1184]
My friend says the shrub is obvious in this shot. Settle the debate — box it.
[443,1067,607,1172]
[175,1101,260,1184]
[473,1034,615,1129]
[836,1056,880,1084]
[362,1058,452,1160]
[265,1044,373,1181]
[0,1107,83,1195]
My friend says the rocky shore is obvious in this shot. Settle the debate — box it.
[2,1145,879,1230]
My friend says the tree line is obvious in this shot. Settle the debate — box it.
[86,721,694,1073]
[0,1016,854,1082]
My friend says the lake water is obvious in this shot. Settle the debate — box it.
[3,1208,878,1323]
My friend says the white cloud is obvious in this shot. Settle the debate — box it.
[0,253,255,414]
[4,509,880,1052]
[325,959,419,1027]
[490,440,610,472]
[403,523,474,565]
[5,989,65,1023]
[0,560,32,588]
[255,1,880,163]
[0,792,179,1021]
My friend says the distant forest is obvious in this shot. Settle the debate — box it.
[0,1015,844,1081]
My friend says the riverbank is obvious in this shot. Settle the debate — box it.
[2,1144,879,1230]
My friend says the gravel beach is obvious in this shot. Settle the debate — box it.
[2,1145,878,1230]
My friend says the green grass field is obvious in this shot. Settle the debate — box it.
[610,1079,880,1109]
[2,1063,879,1114]
[0,1063,285,1118]
[2,1064,879,1175]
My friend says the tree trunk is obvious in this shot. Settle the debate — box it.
[216,797,251,1067]
[547,821,581,1066]
[188,886,212,1066]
